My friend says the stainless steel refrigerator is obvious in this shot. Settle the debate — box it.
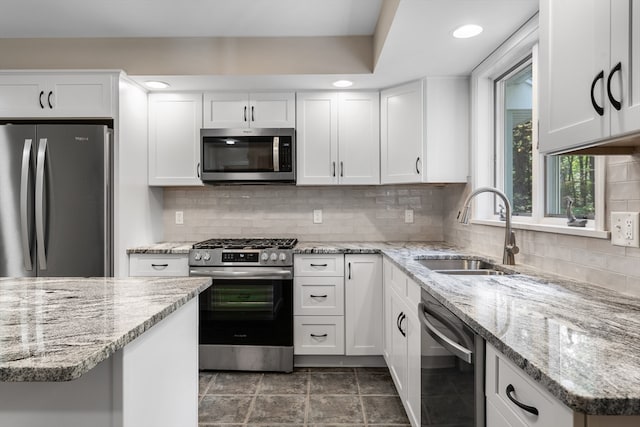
[0,123,112,277]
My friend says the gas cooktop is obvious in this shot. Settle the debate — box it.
[190,238,297,267]
[192,238,298,250]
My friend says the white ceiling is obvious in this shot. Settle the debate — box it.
[0,0,383,38]
[0,0,539,90]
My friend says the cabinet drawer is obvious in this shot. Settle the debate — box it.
[294,277,344,316]
[294,254,344,276]
[129,254,189,277]
[294,316,345,355]
[486,344,573,427]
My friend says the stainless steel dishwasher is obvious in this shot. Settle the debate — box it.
[418,289,485,427]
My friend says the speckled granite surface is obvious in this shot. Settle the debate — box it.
[126,242,194,254]
[0,276,211,382]
[130,240,640,415]
[297,242,640,415]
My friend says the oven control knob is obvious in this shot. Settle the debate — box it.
[270,253,278,262]
[203,252,211,261]
[279,253,287,262]
[193,252,202,261]
[261,252,269,261]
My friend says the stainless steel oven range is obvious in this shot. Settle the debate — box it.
[189,238,296,373]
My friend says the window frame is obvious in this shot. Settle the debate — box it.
[469,15,608,238]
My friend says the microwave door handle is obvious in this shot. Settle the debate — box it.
[273,137,280,172]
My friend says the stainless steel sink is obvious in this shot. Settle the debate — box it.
[414,257,516,276]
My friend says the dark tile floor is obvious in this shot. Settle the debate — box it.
[199,367,410,426]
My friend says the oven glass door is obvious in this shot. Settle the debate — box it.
[202,135,292,173]
[199,275,293,347]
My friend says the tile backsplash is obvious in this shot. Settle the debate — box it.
[444,155,640,297]
[163,184,446,242]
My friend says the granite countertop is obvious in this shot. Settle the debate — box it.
[128,240,640,415]
[127,242,194,254]
[0,276,211,382]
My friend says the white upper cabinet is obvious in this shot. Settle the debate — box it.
[381,81,423,184]
[148,93,203,186]
[296,91,380,186]
[0,72,114,118]
[381,78,468,184]
[539,0,640,154]
[203,92,295,128]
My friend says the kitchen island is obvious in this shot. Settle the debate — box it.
[0,276,211,427]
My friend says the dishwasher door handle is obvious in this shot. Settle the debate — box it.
[418,302,473,364]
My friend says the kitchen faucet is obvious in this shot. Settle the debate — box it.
[457,186,519,265]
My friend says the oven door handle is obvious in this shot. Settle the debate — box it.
[189,269,293,280]
[418,302,473,364]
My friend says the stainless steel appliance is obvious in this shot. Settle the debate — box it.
[0,123,112,277]
[419,289,485,427]
[189,238,296,372]
[200,128,295,183]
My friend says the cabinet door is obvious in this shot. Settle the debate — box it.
[389,290,408,399]
[49,74,114,118]
[538,0,611,154]
[338,92,380,185]
[423,77,468,183]
[0,75,47,117]
[203,92,249,128]
[345,255,382,355]
[405,310,421,427]
[296,92,338,185]
[0,74,113,118]
[249,92,295,128]
[381,81,423,183]
[610,0,640,136]
[148,93,203,186]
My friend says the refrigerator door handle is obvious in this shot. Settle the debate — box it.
[20,139,33,271]
[36,138,48,271]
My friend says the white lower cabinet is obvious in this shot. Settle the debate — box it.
[344,254,382,355]
[128,254,189,277]
[294,253,382,357]
[487,343,587,427]
[294,254,345,355]
[383,257,421,427]
[293,316,345,355]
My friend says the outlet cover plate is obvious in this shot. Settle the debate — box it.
[405,209,414,223]
[313,209,323,224]
[611,212,640,247]
[175,211,184,225]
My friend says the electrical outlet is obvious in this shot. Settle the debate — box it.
[175,211,184,225]
[405,209,414,223]
[313,209,323,224]
[611,212,640,247]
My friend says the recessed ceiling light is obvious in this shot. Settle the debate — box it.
[452,24,483,39]
[333,80,353,88]
[144,80,170,89]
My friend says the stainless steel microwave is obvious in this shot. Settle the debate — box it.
[200,128,295,183]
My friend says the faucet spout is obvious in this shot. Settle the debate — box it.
[458,186,519,265]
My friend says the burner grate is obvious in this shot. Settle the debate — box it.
[192,238,297,250]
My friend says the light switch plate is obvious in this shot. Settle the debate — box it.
[313,209,323,224]
[611,212,640,247]
[405,209,414,223]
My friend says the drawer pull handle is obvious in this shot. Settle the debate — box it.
[151,263,169,268]
[310,294,328,298]
[506,384,539,416]
[310,333,328,338]
[310,263,328,267]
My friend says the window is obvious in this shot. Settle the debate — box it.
[493,50,598,227]
[470,17,605,237]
